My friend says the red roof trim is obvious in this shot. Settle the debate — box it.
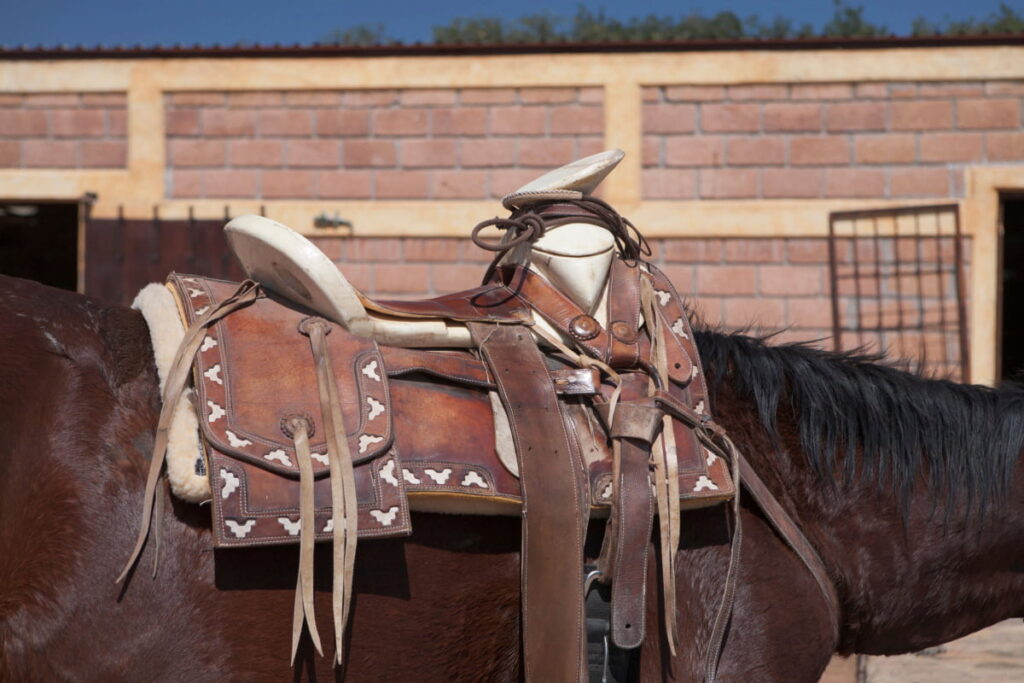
[1,34,1023,60]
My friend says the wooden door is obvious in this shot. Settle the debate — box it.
[85,214,246,305]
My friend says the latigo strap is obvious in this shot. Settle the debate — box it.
[468,322,588,683]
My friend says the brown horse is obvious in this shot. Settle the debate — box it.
[2,273,1023,682]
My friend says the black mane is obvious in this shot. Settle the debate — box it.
[695,328,1023,514]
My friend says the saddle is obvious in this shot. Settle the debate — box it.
[121,151,837,681]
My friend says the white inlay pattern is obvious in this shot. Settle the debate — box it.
[265,449,293,467]
[601,482,613,500]
[695,400,705,415]
[671,318,688,338]
[461,471,488,488]
[361,360,381,382]
[369,506,399,526]
[358,434,384,453]
[402,469,421,484]
[311,452,328,465]
[225,519,256,538]
[424,468,451,484]
[195,305,210,316]
[323,518,334,533]
[366,396,385,420]
[207,400,225,423]
[691,366,700,380]
[706,450,718,467]
[694,475,719,492]
[188,288,203,298]
[220,469,240,499]
[200,336,218,352]
[182,276,200,284]
[277,517,301,536]
[380,459,398,487]
[655,289,671,306]
[204,364,223,385]
[225,430,251,448]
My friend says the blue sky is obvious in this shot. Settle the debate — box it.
[1,0,1017,48]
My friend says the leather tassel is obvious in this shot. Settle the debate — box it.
[304,319,360,667]
[703,436,742,683]
[290,419,324,663]
[117,280,260,585]
[660,415,681,652]
[640,276,682,655]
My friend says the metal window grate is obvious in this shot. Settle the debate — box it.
[828,204,969,381]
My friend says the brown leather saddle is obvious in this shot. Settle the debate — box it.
[178,260,732,543]
[121,195,838,682]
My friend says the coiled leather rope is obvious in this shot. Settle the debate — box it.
[471,195,651,283]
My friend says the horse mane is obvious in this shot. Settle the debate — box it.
[694,327,1024,515]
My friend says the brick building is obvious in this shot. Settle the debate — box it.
[0,38,1022,383]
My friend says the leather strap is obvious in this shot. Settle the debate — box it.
[640,278,682,655]
[737,453,840,646]
[302,318,360,666]
[468,322,587,682]
[289,418,324,662]
[606,258,642,369]
[651,393,841,677]
[502,265,612,362]
[117,280,261,584]
[608,433,653,648]
[592,384,658,650]
[704,437,742,682]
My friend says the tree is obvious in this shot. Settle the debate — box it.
[820,1,889,38]
[319,24,393,46]
[914,3,1024,36]
[322,2,1024,46]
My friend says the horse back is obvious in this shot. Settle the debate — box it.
[0,275,170,679]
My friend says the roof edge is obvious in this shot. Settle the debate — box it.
[2,34,1024,60]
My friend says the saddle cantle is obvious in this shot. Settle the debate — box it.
[124,150,748,681]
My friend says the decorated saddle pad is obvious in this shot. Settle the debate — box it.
[169,274,410,547]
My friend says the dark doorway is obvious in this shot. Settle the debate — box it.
[1000,195,1024,381]
[0,201,79,291]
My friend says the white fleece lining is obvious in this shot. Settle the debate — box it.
[132,283,212,503]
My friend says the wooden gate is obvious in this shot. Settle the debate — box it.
[84,209,246,305]
[828,204,969,381]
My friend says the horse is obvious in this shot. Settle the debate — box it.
[2,272,1022,682]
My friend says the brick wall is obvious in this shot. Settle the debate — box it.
[0,92,127,168]
[165,88,604,199]
[642,80,1024,199]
